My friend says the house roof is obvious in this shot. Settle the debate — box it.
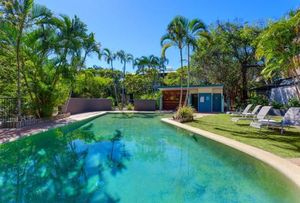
[251,77,300,92]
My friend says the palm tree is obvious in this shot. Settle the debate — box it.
[161,16,188,107]
[184,19,206,105]
[53,15,91,117]
[1,0,52,120]
[102,48,119,105]
[116,50,133,108]
[80,33,101,70]
[134,56,149,74]
[158,57,168,78]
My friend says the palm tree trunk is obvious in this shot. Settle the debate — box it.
[184,44,191,106]
[16,22,25,122]
[122,63,126,108]
[179,48,184,108]
[111,61,119,106]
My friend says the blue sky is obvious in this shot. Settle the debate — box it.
[35,0,299,72]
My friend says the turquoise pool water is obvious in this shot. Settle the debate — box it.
[0,113,299,203]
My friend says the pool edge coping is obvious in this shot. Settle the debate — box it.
[161,117,300,189]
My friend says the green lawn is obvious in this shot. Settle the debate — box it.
[187,114,300,158]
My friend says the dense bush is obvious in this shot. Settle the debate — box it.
[140,92,161,100]
[271,101,285,109]
[173,106,195,122]
[247,95,269,106]
[117,103,123,111]
[287,97,300,108]
[126,103,134,111]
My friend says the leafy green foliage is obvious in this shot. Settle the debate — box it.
[287,97,300,108]
[247,95,269,107]
[163,67,187,86]
[126,103,134,111]
[73,70,113,98]
[174,106,195,122]
[192,21,263,105]
[256,11,300,78]
[0,1,101,117]
[270,101,285,109]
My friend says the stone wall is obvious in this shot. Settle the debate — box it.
[134,100,156,111]
[63,98,112,115]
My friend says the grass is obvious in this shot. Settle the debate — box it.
[187,114,300,158]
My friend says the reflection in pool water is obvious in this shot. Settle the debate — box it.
[0,113,299,203]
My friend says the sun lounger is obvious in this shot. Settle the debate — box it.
[250,107,300,134]
[243,105,261,117]
[231,106,272,123]
[230,104,253,116]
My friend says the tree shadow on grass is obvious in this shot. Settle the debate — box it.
[213,127,300,156]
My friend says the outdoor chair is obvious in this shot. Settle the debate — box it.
[230,104,253,117]
[231,106,272,123]
[243,105,261,117]
[250,107,300,134]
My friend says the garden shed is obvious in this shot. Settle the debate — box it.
[159,85,224,113]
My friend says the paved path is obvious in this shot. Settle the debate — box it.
[289,158,300,166]
[0,112,106,144]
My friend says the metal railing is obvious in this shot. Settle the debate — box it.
[0,97,19,128]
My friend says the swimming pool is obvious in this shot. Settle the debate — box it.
[0,113,299,202]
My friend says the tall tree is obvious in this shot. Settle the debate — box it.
[1,0,52,120]
[134,56,150,75]
[218,22,262,102]
[116,50,133,107]
[256,10,300,99]
[161,16,188,107]
[191,22,262,107]
[102,48,119,105]
[184,19,206,105]
[79,33,101,70]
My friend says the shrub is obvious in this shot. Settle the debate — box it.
[287,97,300,108]
[271,101,284,109]
[247,94,269,106]
[117,103,123,111]
[173,106,195,123]
[126,103,134,111]
[140,92,161,100]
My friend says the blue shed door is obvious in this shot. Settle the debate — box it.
[213,94,222,112]
[198,93,212,112]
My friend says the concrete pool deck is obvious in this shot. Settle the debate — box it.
[161,118,300,189]
[0,112,107,144]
